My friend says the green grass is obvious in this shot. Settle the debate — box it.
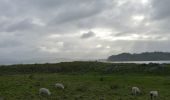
[1,61,170,75]
[0,73,170,100]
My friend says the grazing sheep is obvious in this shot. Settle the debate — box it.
[150,91,158,100]
[132,87,140,96]
[39,88,51,96]
[55,83,64,89]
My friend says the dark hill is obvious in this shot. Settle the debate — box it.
[107,52,170,61]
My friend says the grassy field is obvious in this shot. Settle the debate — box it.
[0,73,170,100]
[0,61,170,100]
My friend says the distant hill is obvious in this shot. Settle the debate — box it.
[107,52,170,61]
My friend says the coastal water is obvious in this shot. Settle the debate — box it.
[101,61,170,64]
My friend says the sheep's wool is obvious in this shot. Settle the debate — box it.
[39,88,51,95]
[55,83,64,89]
[132,87,140,95]
[150,91,158,96]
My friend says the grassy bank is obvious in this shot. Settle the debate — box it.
[0,61,170,100]
[0,61,170,75]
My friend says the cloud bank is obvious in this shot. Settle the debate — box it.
[0,0,170,64]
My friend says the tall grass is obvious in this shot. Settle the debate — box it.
[0,61,170,75]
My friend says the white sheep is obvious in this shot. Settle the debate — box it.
[39,88,51,96]
[150,91,158,100]
[55,83,64,89]
[132,87,140,96]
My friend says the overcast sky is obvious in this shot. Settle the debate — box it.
[0,0,170,64]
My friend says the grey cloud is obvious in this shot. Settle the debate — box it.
[147,0,170,33]
[81,31,95,39]
[5,19,35,32]
[48,0,111,25]
[0,39,22,48]
[0,1,16,16]
[151,0,170,20]
[131,40,170,53]
[0,0,170,64]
